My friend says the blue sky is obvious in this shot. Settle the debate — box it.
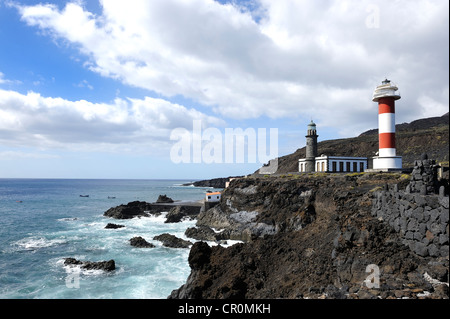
[0,0,448,179]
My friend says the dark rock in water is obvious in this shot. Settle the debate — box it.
[165,205,199,223]
[64,258,83,266]
[64,258,115,272]
[105,200,202,221]
[130,236,155,248]
[165,206,187,223]
[153,233,192,248]
[185,226,220,241]
[156,194,174,203]
[83,260,115,271]
[105,223,125,229]
[104,201,154,219]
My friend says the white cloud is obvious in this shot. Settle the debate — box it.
[75,79,94,90]
[0,88,225,152]
[0,71,21,85]
[12,0,449,137]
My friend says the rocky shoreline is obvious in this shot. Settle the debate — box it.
[103,198,203,221]
[64,195,206,274]
[182,176,242,188]
[169,172,449,299]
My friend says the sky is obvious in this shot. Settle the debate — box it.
[0,0,448,180]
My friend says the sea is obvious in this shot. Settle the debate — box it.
[0,178,223,299]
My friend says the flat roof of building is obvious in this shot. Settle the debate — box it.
[299,156,368,161]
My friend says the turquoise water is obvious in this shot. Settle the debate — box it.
[0,179,217,299]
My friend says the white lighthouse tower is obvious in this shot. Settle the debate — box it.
[372,79,402,170]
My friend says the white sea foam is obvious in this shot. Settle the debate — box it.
[62,263,104,277]
[57,217,80,222]
[12,236,67,251]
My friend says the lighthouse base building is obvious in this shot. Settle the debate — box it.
[299,156,368,173]
[372,156,402,171]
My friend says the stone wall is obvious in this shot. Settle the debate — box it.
[371,188,449,257]
[407,155,439,195]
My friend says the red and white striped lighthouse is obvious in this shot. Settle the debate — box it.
[372,79,402,170]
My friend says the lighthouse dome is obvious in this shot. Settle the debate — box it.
[307,120,317,136]
[372,79,401,102]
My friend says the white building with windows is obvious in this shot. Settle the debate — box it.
[205,191,221,202]
[299,155,368,173]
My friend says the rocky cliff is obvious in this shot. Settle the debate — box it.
[170,172,449,299]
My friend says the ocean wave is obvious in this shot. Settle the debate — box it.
[12,236,67,251]
[62,264,105,277]
[126,212,168,227]
[57,217,79,222]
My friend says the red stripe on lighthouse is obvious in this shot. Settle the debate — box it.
[378,98,395,114]
[379,132,396,149]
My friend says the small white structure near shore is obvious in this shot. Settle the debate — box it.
[206,191,221,202]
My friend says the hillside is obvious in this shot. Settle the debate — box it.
[270,113,449,174]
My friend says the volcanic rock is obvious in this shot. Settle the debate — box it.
[153,233,192,248]
[64,258,115,272]
[105,223,125,229]
[130,236,155,248]
[156,194,174,203]
[170,173,449,299]
[185,225,221,241]
[104,201,155,219]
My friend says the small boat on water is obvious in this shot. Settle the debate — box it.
[108,196,116,199]
[79,195,89,197]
